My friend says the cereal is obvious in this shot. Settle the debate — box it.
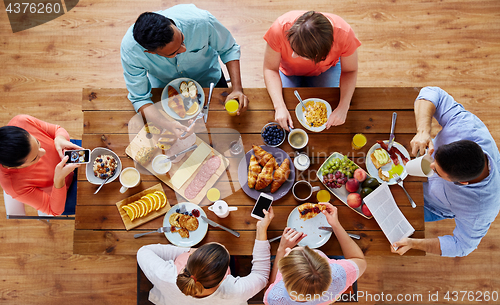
[93,154,117,179]
[304,101,327,127]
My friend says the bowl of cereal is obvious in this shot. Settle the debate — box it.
[295,98,332,132]
[85,147,122,185]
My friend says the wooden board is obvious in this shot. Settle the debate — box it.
[115,183,171,230]
[125,127,230,205]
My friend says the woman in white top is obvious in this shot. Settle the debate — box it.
[137,207,274,305]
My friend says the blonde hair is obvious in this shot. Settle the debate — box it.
[278,246,332,299]
[176,243,230,297]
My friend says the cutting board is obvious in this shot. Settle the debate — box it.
[115,183,171,230]
[125,126,229,205]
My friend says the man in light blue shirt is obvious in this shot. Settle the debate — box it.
[392,87,500,257]
[121,4,249,136]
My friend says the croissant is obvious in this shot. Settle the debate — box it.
[252,145,278,169]
[255,158,276,190]
[168,96,186,118]
[167,85,179,97]
[271,158,291,193]
[247,155,262,189]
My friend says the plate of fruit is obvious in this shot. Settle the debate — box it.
[316,153,380,219]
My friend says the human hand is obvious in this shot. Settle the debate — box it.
[391,238,414,255]
[256,206,275,232]
[277,227,307,253]
[326,106,348,129]
[168,121,191,139]
[226,90,249,115]
[320,202,341,229]
[54,136,82,159]
[53,156,80,188]
[410,132,434,157]
[274,107,293,131]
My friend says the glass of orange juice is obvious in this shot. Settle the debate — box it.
[352,133,367,150]
[316,190,331,202]
[225,99,239,116]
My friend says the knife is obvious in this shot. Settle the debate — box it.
[387,112,397,150]
[318,227,361,240]
[159,144,198,163]
[269,235,282,243]
[203,82,215,123]
[201,216,240,237]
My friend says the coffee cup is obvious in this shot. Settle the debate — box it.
[208,200,238,218]
[406,154,434,177]
[292,180,320,201]
[288,128,309,150]
[119,167,141,193]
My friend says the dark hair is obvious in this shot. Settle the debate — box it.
[434,140,485,181]
[176,243,230,297]
[287,11,333,64]
[133,12,175,52]
[0,126,31,168]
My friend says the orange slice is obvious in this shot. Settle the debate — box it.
[145,193,159,211]
[150,193,162,210]
[154,191,167,209]
[136,200,148,217]
[129,202,140,217]
[186,102,199,116]
[122,205,135,221]
[141,195,154,214]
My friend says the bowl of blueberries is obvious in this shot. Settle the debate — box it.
[261,122,286,147]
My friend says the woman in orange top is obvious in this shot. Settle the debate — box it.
[0,115,82,216]
[263,11,361,130]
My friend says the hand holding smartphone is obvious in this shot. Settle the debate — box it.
[251,192,274,220]
[65,149,90,164]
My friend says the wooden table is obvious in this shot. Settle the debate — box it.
[74,87,426,256]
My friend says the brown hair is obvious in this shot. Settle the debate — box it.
[176,243,230,297]
[278,246,332,299]
[286,11,334,64]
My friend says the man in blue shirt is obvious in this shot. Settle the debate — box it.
[121,4,249,137]
[392,87,500,257]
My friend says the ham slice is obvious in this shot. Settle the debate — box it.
[184,156,221,200]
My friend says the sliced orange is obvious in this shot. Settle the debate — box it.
[141,195,154,214]
[122,205,135,221]
[145,193,159,211]
[154,191,167,209]
[138,200,150,217]
[186,102,199,116]
[129,202,140,217]
[150,193,162,210]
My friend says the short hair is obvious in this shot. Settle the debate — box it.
[176,243,230,297]
[133,12,175,52]
[0,126,31,168]
[434,140,485,181]
[287,11,333,64]
[278,246,332,300]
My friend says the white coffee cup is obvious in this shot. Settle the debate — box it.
[208,200,238,218]
[288,128,309,150]
[152,155,172,175]
[119,167,141,193]
[292,180,320,201]
[406,154,434,177]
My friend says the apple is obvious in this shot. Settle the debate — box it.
[345,178,359,193]
[347,193,362,209]
[354,168,367,182]
[362,204,372,217]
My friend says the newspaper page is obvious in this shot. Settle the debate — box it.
[363,182,415,245]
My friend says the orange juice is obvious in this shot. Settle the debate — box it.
[352,133,367,150]
[225,99,239,116]
[316,190,331,202]
[206,188,221,202]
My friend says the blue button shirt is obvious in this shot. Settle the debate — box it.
[120,4,240,112]
[417,87,500,257]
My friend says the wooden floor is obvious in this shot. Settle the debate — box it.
[1,0,499,304]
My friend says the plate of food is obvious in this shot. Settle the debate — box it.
[163,202,208,247]
[86,147,122,185]
[287,203,332,248]
[366,140,410,185]
[295,98,332,132]
[161,78,204,121]
[237,145,295,201]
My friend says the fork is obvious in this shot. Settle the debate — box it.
[180,112,204,138]
[393,173,416,208]
[134,227,171,239]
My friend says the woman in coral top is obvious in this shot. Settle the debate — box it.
[263,11,361,130]
[0,115,82,216]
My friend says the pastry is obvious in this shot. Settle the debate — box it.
[252,145,278,169]
[156,131,177,150]
[255,158,276,190]
[169,213,182,227]
[180,81,197,99]
[167,85,179,97]
[168,95,186,118]
[144,122,161,135]
[176,228,190,238]
[136,146,156,166]
[271,158,290,193]
[298,203,327,220]
[378,168,391,182]
[248,155,262,189]
[370,148,391,169]
[180,216,199,231]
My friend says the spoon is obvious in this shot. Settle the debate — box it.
[294,90,308,111]
[94,175,112,194]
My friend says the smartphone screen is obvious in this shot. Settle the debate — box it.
[65,149,90,164]
[251,194,273,219]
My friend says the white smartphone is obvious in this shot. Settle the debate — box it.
[65,149,91,164]
[251,192,274,220]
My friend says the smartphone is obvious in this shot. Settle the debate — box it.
[251,192,274,220]
[65,149,90,164]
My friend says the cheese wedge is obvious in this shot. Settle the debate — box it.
[171,142,212,189]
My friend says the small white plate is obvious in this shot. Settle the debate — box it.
[286,206,332,249]
[161,78,204,121]
[295,98,332,132]
[366,141,410,185]
[163,202,208,247]
[85,147,122,185]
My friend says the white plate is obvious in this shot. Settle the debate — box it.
[161,78,204,121]
[366,141,410,185]
[295,98,332,132]
[287,206,332,249]
[163,202,208,247]
[85,147,122,185]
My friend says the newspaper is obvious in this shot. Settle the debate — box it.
[363,182,415,246]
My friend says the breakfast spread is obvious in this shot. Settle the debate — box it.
[121,190,168,221]
[304,101,327,127]
[248,145,290,193]
[298,203,326,220]
[93,155,118,179]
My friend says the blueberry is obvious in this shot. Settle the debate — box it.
[184,212,189,215]
[98,158,103,162]
[176,208,180,213]
[105,168,110,172]
[101,163,105,167]
[189,212,193,216]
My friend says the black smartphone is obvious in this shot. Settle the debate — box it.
[251,192,274,220]
[65,149,90,164]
